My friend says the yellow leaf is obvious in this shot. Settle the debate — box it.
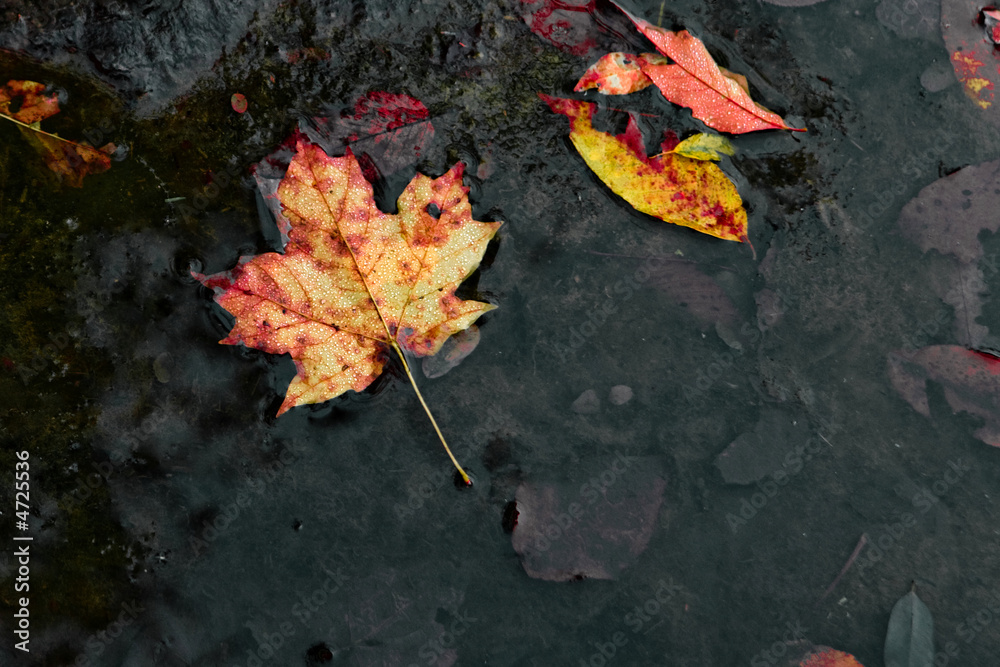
[670,133,735,161]
[540,94,747,242]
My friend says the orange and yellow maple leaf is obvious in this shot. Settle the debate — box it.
[195,141,500,478]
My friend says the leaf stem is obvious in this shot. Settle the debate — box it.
[390,340,471,485]
[0,113,85,146]
[816,533,867,605]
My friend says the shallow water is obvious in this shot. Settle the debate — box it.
[2,0,1000,665]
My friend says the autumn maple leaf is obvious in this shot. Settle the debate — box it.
[0,79,116,187]
[195,141,501,481]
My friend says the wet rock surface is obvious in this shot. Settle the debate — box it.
[2,0,279,115]
[3,0,1000,665]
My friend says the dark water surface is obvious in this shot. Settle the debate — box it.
[2,0,1000,665]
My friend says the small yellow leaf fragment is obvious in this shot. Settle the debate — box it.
[951,51,995,109]
[670,133,735,161]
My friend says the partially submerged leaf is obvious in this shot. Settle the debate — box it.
[942,0,1000,113]
[669,133,735,161]
[20,131,116,188]
[539,94,747,241]
[884,588,934,667]
[897,159,1000,265]
[715,409,810,484]
[0,79,115,187]
[421,325,481,379]
[613,4,803,133]
[888,345,1000,447]
[896,159,1000,347]
[520,0,598,56]
[301,91,435,180]
[196,141,501,414]
[647,260,738,328]
[511,456,666,581]
[520,0,635,59]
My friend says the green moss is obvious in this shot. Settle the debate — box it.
[0,55,142,638]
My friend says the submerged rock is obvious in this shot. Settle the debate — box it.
[511,455,666,581]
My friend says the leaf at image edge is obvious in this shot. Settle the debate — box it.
[884,589,934,667]
[0,79,115,187]
[610,1,804,134]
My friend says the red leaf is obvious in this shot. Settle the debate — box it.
[574,52,664,94]
[520,0,599,57]
[613,3,803,134]
[302,91,435,180]
[888,345,1000,447]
